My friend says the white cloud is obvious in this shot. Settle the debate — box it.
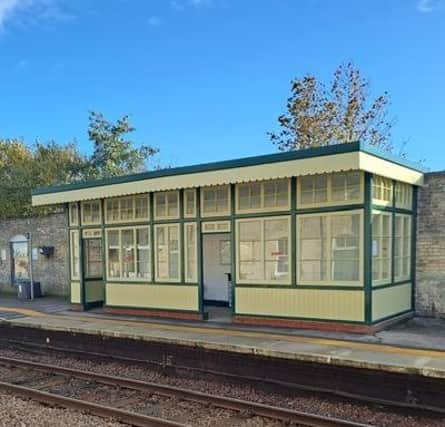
[0,0,74,30]
[148,15,160,26]
[417,0,444,12]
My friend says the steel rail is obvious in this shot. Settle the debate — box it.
[0,355,373,427]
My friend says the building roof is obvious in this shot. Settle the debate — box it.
[32,141,425,206]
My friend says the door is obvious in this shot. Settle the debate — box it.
[82,238,104,308]
[203,233,231,304]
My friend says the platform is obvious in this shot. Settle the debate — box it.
[0,297,444,381]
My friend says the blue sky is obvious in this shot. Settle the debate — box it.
[0,0,444,170]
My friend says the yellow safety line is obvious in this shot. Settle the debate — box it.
[0,307,45,317]
[41,313,445,360]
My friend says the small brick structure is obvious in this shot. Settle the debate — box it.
[416,171,445,318]
[0,210,69,297]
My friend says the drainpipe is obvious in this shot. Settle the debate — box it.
[27,232,34,301]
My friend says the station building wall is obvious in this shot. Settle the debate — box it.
[416,171,445,318]
[0,210,69,296]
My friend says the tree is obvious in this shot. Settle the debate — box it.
[268,62,394,152]
[86,111,158,179]
[0,139,87,218]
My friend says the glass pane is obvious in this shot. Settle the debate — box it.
[120,198,134,221]
[108,230,120,278]
[156,227,168,279]
[168,226,179,279]
[216,187,228,212]
[136,228,150,279]
[71,232,79,278]
[238,183,261,210]
[331,214,360,281]
[203,189,215,214]
[135,196,149,219]
[122,229,135,278]
[264,180,288,208]
[300,176,327,204]
[167,192,178,217]
[186,224,197,281]
[185,190,195,216]
[85,239,103,278]
[155,194,166,218]
[264,218,289,281]
[91,202,100,223]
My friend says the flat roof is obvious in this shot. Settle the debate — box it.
[32,141,426,206]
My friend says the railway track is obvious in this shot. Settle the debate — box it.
[0,355,373,427]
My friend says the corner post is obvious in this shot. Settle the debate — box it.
[364,172,373,324]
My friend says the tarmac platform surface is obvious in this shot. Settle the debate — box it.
[0,296,444,381]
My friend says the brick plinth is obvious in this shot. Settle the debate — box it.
[103,306,203,321]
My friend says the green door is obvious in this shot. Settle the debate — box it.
[82,238,104,309]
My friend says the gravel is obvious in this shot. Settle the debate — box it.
[0,391,126,427]
[0,345,444,427]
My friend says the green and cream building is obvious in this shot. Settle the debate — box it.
[32,142,424,332]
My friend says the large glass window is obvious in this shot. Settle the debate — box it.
[201,185,230,217]
[69,203,79,226]
[70,230,80,280]
[185,223,198,282]
[81,200,101,225]
[84,239,103,279]
[105,195,149,224]
[372,212,392,285]
[298,212,362,284]
[394,214,411,281]
[106,227,151,281]
[154,191,179,219]
[395,182,413,210]
[155,224,180,281]
[237,179,289,212]
[372,175,393,205]
[299,172,362,207]
[237,216,290,284]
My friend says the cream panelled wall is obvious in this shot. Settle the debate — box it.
[65,168,417,324]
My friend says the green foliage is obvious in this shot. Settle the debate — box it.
[269,62,394,151]
[0,140,87,219]
[0,111,159,219]
[86,112,158,179]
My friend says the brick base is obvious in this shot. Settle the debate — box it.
[232,311,414,334]
[103,306,204,321]
[70,304,84,312]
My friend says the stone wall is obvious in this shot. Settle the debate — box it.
[0,210,69,297]
[416,171,445,318]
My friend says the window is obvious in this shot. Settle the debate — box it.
[394,214,411,281]
[81,200,101,225]
[185,223,198,282]
[201,185,230,217]
[372,175,393,205]
[154,191,179,219]
[69,203,79,226]
[237,216,290,284]
[372,212,392,285]
[106,227,151,281]
[184,189,196,217]
[395,182,413,210]
[70,230,80,280]
[237,179,289,212]
[155,224,180,281]
[298,212,362,284]
[105,195,149,224]
[299,172,362,207]
[84,239,103,279]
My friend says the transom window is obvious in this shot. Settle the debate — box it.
[154,191,179,220]
[237,216,290,284]
[299,172,362,207]
[372,212,392,285]
[298,211,362,284]
[81,200,101,225]
[201,185,230,217]
[184,189,196,217]
[69,203,79,226]
[395,182,413,210]
[372,175,393,205]
[105,195,149,224]
[394,214,411,281]
[106,227,151,281]
[237,179,289,212]
[155,224,181,281]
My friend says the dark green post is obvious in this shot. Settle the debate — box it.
[364,172,373,324]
